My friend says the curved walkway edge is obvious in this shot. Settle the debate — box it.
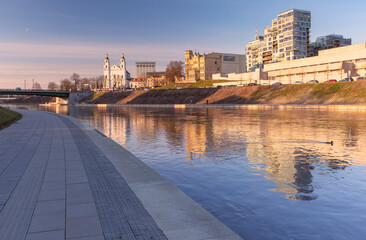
[0,110,242,240]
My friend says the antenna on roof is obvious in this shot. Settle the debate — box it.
[255,26,258,38]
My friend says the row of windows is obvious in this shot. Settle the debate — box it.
[137,65,155,68]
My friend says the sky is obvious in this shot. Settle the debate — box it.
[1,0,366,89]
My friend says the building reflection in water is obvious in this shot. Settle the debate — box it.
[37,105,366,201]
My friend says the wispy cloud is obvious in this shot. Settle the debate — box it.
[0,41,186,88]
[0,42,183,61]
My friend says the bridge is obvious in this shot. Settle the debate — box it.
[0,90,93,103]
[0,90,70,98]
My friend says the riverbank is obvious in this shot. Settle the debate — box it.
[0,106,21,129]
[0,110,241,240]
[84,81,366,105]
[4,81,366,106]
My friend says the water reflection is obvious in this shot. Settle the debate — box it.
[29,105,365,199]
[7,104,366,239]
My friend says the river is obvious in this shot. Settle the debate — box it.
[7,105,366,240]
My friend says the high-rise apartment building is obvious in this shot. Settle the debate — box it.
[309,34,351,57]
[245,35,266,72]
[246,9,311,71]
[135,62,156,78]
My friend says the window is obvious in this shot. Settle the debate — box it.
[223,56,235,62]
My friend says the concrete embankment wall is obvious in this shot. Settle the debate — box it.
[85,81,366,105]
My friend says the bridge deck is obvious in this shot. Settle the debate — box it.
[0,91,69,98]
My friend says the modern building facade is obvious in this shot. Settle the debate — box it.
[103,53,130,89]
[214,43,366,84]
[246,9,311,72]
[184,50,246,82]
[136,62,156,78]
[245,35,266,72]
[309,34,352,57]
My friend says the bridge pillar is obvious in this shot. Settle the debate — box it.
[68,91,94,104]
[55,97,68,104]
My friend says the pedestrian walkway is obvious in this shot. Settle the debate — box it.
[0,110,242,240]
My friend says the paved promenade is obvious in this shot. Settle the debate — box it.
[0,110,242,240]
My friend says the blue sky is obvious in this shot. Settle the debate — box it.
[1,0,365,88]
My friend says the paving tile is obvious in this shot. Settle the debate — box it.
[67,183,91,193]
[0,177,19,196]
[43,168,65,182]
[66,187,94,205]
[38,189,65,201]
[0,224,29,239]
[28,213,65,233]
[25,229,64,240]
[47,160,66,169]
[34,200,65,216]
[66,168,87,177]
[67,202,98,219]
[1,164,28,177]
[66,161,85,170]
[41,181,65,192]
[66,175,89,184]
[66,216,103,239]
[67,234,105,240]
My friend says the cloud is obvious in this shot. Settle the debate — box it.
[0,41,186,88]
[0,41,184,61]
[0,40,245,88]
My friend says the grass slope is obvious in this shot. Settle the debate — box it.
[0,106,22,130]
[85,81,366,105]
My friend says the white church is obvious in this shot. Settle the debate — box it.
[103,53,131,90]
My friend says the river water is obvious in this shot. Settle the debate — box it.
[9,105,366,240]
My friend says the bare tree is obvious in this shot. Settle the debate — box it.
[94,75,104,90]
[80,77,90,91]
[59,78,73,91]
[165,61,184,84]
[33,82,42,90]
[70,73,81,90]
[48,81,59,91]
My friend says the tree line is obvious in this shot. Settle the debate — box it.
[47,73,103,91]
[43,61,184,91]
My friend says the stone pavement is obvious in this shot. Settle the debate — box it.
[0,110,243,240]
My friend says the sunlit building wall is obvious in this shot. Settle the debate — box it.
[246,9,311,71]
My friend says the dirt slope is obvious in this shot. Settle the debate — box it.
[83,81,366,105]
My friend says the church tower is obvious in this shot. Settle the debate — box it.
[120,53,127,88]
[104,54,111,89]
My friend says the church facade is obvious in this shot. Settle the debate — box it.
[103,53,131,89]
